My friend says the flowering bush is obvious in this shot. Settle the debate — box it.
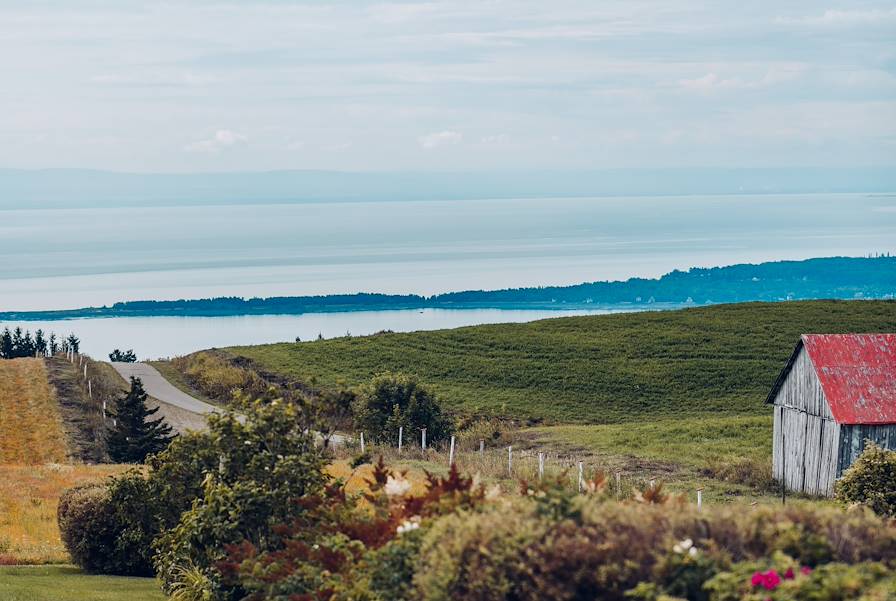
[704,554,894,601]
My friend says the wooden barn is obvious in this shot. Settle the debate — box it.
[767,333,896,496]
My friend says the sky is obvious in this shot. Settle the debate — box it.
[1,1,895,172]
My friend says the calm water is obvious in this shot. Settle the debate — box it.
[2,193,894,312]
[1,308,629,360]
[1,193,894,358]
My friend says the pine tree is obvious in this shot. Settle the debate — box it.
[66,334,80,354]
[48,333,59,355]
[0,328,12,359]
[107,377,175,463]
[34,329,47,356]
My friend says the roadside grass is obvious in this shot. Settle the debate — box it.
[0,359,69,464]
[0,464,127,564]
[148,359,222,406]
[221,300,896,424]
[0,566,164,601]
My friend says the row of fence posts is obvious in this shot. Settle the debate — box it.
[65,349,114,427]
[350,428,708,509]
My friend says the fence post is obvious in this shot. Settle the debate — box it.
[578,461,584,492]
[507,446,512,476]
[102,400,106,420]
[360,432,365,454]
[696,487,703,511]
[615,471,621,500]
[421,428,427,451]
[83,364,87,379]
[398,426,403,453]
[479,439,484,457]
[538,452,545,480]
[448,436,456,467]
[88,380,92,398]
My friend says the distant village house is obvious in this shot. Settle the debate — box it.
[767,334,896,496]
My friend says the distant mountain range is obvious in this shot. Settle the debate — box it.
[1,256,893,321]
[2,167,895,209]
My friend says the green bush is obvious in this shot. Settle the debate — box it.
[835,441,896,517]
[57,476,157,576]
[411,495,896,601]
[704,555,896,601]
[352,372,454,445]
[153,398,327,601]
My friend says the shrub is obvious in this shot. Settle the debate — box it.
[153,398,327,600]
[414,501,547,601]
[412,495,896,601]
[352,372,453,445]
[704,555,896,601]
[57,476,157,576]
[835,441,896,517]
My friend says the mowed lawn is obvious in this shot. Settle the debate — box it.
[0,566,164,601]
[226,300,896,423]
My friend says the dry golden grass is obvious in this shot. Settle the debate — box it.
[0,359,69,464]
[0,464,127,564]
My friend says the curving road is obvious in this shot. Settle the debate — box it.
[108,362,219,415]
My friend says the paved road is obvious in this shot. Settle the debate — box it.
[108,362,219,415]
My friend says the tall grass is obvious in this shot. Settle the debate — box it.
[0,359,69,464]
[0,464,126,564]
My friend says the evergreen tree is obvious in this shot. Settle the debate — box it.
[107,377,175,463]
[0,328,12,359]
[48,333,59,355]
[34,329,47,356]
[66,334,81,354]
[11,327,24,356]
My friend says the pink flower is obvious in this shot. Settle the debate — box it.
[800,566,812,576]
[784,567,795,580]
[751,570,781,591]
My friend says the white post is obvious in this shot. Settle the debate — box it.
[360,432,365,454]
[83,364,87,379]
[649,478,656,488]
[88,380,92,398]
[696,487,703,511]
[112,418,117,427]
[578,461,584,492]
[421,428,427,451]
[615,471,621,500]
[102,400,106,420]
[538,452,545,480]
[479,439,484,457]
[507,445,513,476]
[448,436,456,467]
[398,426,403,453]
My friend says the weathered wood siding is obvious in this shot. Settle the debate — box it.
[837,424,896,476]
[771,347,840,495]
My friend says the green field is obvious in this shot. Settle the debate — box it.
[225,300,896,424]
[0,566,164,601]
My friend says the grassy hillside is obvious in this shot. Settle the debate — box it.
[0,359,69,464]
[225,300,896,424]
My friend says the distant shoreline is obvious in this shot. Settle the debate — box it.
[1,256,892,322]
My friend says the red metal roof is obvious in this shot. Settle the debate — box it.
[802,334,896,425]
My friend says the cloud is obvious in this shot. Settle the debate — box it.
[185,130,247,153]
[481,134,509,144]
[418,130,463,149]
[678,66,803,92]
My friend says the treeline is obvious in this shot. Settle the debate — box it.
[2,256,894,321]
[0,327,80,359]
